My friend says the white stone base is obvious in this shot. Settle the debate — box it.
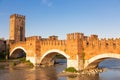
[26,57,36,66]
[67,60,78,70]
[84,60,89,68]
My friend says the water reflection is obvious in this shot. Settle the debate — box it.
[66,74,99,80]
[36,67,58,80]
[0,59,120,80]
[0,67,58,80]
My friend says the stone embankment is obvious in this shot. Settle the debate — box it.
[79,68,106,75]
[58,68,107,77]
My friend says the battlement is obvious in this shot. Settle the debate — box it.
[84,36,89,41]
[83,36,120,49]
[10,14,25,19]
[49,35,58,40]
[38,35,66,46]
[26,36,41,41]
[89,34,98,41]
[67,32,84,40]
[41,40,66,46]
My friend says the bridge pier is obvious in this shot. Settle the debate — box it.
[78,60,84,70]
[67,59,79,70]
[26,57,41,66]
[67,59,85,70]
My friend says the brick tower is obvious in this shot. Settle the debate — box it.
[9,14,25,42]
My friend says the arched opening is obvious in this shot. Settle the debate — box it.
[85,53,120,69]
[40,52,67,66]
[40,50,70,72]
[10,49,26,59]
[40,52,68,73]
[99,58,120,68]
[10,47,27,59]
[85,58,111,69]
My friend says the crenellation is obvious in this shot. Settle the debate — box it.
[115,39,120,46]
[100,38,105,41]
[26,36,41,41]
[10,14,25,19]
[67,32,84,40]
[67,34,70,40]
[75,32,84,40]
[88,37,120,49]
[69,33,74,40]
[84,36,89,41]
[81,34,120,50]
[74,33,79,39]
[89,34,98,41]
[70,33,74,40]
[40,39,66,47]
[49,35,58,40]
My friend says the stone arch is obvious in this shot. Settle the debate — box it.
[40,49,70,66]
[85,53,120,69]
[10,46,27,58]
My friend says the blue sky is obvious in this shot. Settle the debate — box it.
[0,0,120,39]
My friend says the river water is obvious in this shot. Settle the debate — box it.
[0,59,120,80]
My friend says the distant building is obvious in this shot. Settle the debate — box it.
[0,39,6,53]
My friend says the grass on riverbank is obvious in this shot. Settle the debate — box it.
[19,57,34,67]
[10,57,34,67]
[65,67,77,73]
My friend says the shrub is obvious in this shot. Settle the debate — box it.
[11,62,16,67]
[26,60,34,67]
[65,67,77,72]
[19,57,26,62]
[0,52,5,59]
[19,58,33,67]
[68,75,77,78]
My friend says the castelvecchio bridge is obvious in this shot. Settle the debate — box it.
[9,14,120,70]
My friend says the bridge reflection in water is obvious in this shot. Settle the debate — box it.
[0,63,99,80]
[66,74,99,80]
[0,59,120,80]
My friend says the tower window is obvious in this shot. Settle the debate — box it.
[20,27,23,41]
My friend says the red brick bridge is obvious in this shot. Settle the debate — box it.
[9,33,120,70]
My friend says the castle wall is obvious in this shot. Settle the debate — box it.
[83,37,120,60]
[40,40,66,55]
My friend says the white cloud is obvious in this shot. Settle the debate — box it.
[41,0,53,7]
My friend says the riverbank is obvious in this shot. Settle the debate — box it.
[58,68,107,77]
[0,59,34,69]
[14,62,34,68]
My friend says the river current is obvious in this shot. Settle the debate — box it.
[0,59,120,80]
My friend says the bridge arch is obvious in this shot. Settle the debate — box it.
[10,47,27,58]
[40,49,70,66]
[85,53,120,69]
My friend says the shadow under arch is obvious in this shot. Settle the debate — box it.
[40,49,70,66]
[10,47,27,58]
[85,53,120,69]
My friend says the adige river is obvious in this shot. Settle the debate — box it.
[0,59,120,80]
